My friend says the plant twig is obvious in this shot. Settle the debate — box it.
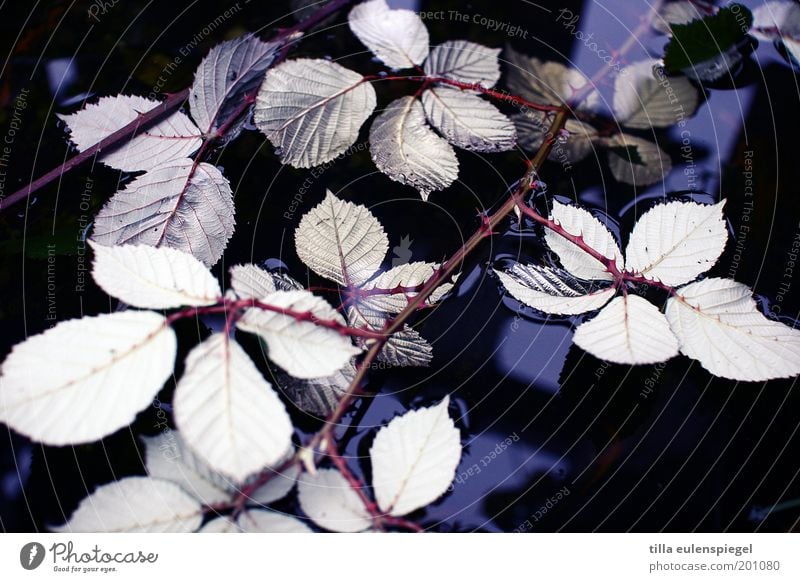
[0,0,357,215]
[305,107,572,455]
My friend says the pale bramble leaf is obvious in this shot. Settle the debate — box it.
[370,396,461,516]
[0,311,175,445]
[254,59,377,168]
[295,190,389,286]
[201,510,312,533]
[91,158,234,267]
[377,325,433,368]
[58,95,201,172]
[665,278,800,381]
[513,111,598,163]
[347,306,433,368]
[624,200,727,286]
[230,264,276,300]
[545,201,624,282]
[495,264,616,315]
[297,468,372,532]
[421,87,516,152]
[504,47,599,109]
[90,242,221,309]
[53,477,203,533]
[275,360,356,417]
[174,334,293,482]
[189,34,282,138]
[348,0,429,69]
[143,432,232,506]
[369,96,459,199]
[230,264,305,300]
[613,59,700,129]
[146,432,299,507]
[424,40,501,86]
[271,272,305,291]
[245,461,301,506]
[602,133,672,186]
[752,1,800,66]
[573,295,680,364]
[236,509,312,532]
[236,290,361,379]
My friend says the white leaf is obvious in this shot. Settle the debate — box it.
[370,396,461,516]
[613,60,700,129]
[358,261,441,314]
[665,278,800,381]
[377,325,433,368]
[143,432,232,506]
[297,468,372,532]
[424,40,501,86]
[236,290,362,379]
[230,264,276,300]
[246,462,301,506]
[513,111,598,163]
[504,47,598,108]
[603,133,672,186]
[752,1,800,65]
[495,264,616,315]
[54,477,202,533]
[348,0,429,69]
[201,510,312,533]
[254,59,377,168]
[189,34,282,137]
[421,87,516,152]
[275,360,356,417]
[573,295,679,365]
[58,95,202,172]
[235,509,312,532]
[347,306,433,368]
[174,334,293,482]
[369,96,459,199]
[545,201,623,282]
[295,190,389,286]
[0,311,175,445]
[90,242,221,308]
[92,158,234,267]
[624,200,727,286]
[752,1,800,39]
[652,1,716,34]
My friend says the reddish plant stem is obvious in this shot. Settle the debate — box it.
[166,297,387,340]
[0,90,190,213]
[306,108,572,457]
[366,74,563,113]
[0,0,357,215]
[513,195,678,294]
[326,439,424,532]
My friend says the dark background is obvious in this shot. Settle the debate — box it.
[0,0,798,532]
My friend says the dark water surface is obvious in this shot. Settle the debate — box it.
[0,0,798,532]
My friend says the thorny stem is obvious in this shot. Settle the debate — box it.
[513,196,679,294]
[298,107,573,506]
[167,296,387,340]
[0,0,357,215]
[366,74,563,113]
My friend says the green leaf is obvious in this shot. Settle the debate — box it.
[607,144,645,166]
[664,4,752,74]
